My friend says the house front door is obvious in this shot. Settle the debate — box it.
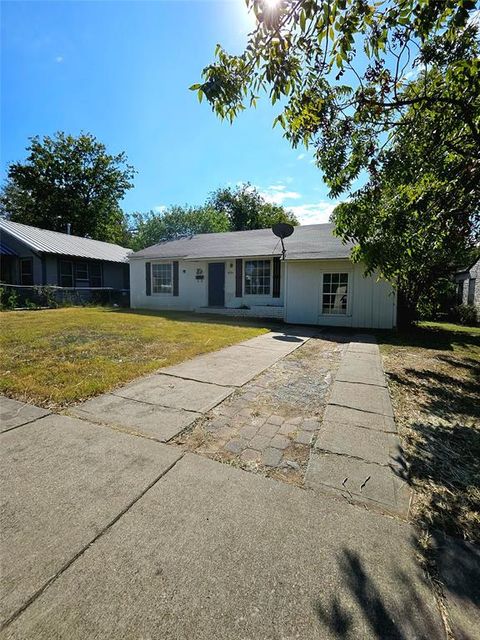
[208,262,225,307]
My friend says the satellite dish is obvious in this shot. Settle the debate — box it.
[272,222,294,239]
[272,223,294,259]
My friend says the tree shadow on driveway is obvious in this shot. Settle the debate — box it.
[313,547,443,639]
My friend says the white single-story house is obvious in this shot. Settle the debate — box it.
[129,223,397,329]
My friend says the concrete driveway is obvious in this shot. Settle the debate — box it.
[0,328,450,639]
[1,421,442,639]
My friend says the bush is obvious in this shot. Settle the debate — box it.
[454,304,478,326]
[0,287,19,310]
[34,286,59,308]
[417,278,457,321]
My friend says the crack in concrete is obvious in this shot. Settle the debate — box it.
[0,453,185,632]
[108,391,206,415]
[323,418,397,435]
[334,377,387,389]
[0,412,52,435]
[154,371,238,388]
[327,400,393,419]
[314,447,399,469]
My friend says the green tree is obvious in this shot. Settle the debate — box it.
[193,0,479,197]
[0,132,135,244]
[206,183,298,231]
[131,205,230,250]
[333,70,480,324]
[194,3,479,323]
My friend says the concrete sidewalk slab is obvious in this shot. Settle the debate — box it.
[114,374,234,412]
[237,331,310,354]
[306,452,411,517]
[0,397,50,433]
[315,421,403,467]
[347,342,380,355]
[70,394,200,442]
[434,535,480,640]
[329,381,394,417]
[323,404,397,433]
[0,414,181,627]
[2,454,441,640]
[336,355,386,387]
[161,344,289,387]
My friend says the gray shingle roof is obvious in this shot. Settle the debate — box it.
[130,223,354,261]
[0,219,131,263]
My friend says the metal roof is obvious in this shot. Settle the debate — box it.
[130,223,354,261]
[0,219,131,263]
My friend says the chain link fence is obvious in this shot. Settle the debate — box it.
[0,283,130,310]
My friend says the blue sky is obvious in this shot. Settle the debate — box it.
[1,0,340,224]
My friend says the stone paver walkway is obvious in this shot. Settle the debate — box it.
[306,336,412,517]
[176,335,346,484]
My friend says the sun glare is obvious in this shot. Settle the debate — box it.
[264,0,281,10]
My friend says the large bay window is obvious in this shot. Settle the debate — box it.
[322,273,349,315]
[152,262,173,294]
[59,259,102,287]
[244,260,271,295]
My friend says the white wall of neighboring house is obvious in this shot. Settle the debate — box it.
[130,256,396,329]
[456,259,480,310]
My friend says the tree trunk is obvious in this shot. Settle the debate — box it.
[397,288,418,327]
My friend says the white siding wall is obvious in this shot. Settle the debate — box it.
[285,259,396,329]
[130,257,284,311]
[130,256,396,328]
[130,258,208,311]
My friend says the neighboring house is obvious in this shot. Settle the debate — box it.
[129,223,397,329]
[0,219,130,290]
[455,258,480,310]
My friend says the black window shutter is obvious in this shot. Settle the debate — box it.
[145,262,151,296]
[235,259,243,297]
[272,257,281,298]
[173,261,179,296]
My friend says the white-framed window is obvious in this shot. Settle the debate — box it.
[244,259,271,295]
[20,257,34,285]
[322,272,349,315]
[90,263,102,288]
[75,262,89,286]
[152,262,173,294]
[59,260,74,287]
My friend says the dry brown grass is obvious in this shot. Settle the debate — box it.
[379,322,480,544]
[0,307,269,408]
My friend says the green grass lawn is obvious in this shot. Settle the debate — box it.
[0,307,269,408]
